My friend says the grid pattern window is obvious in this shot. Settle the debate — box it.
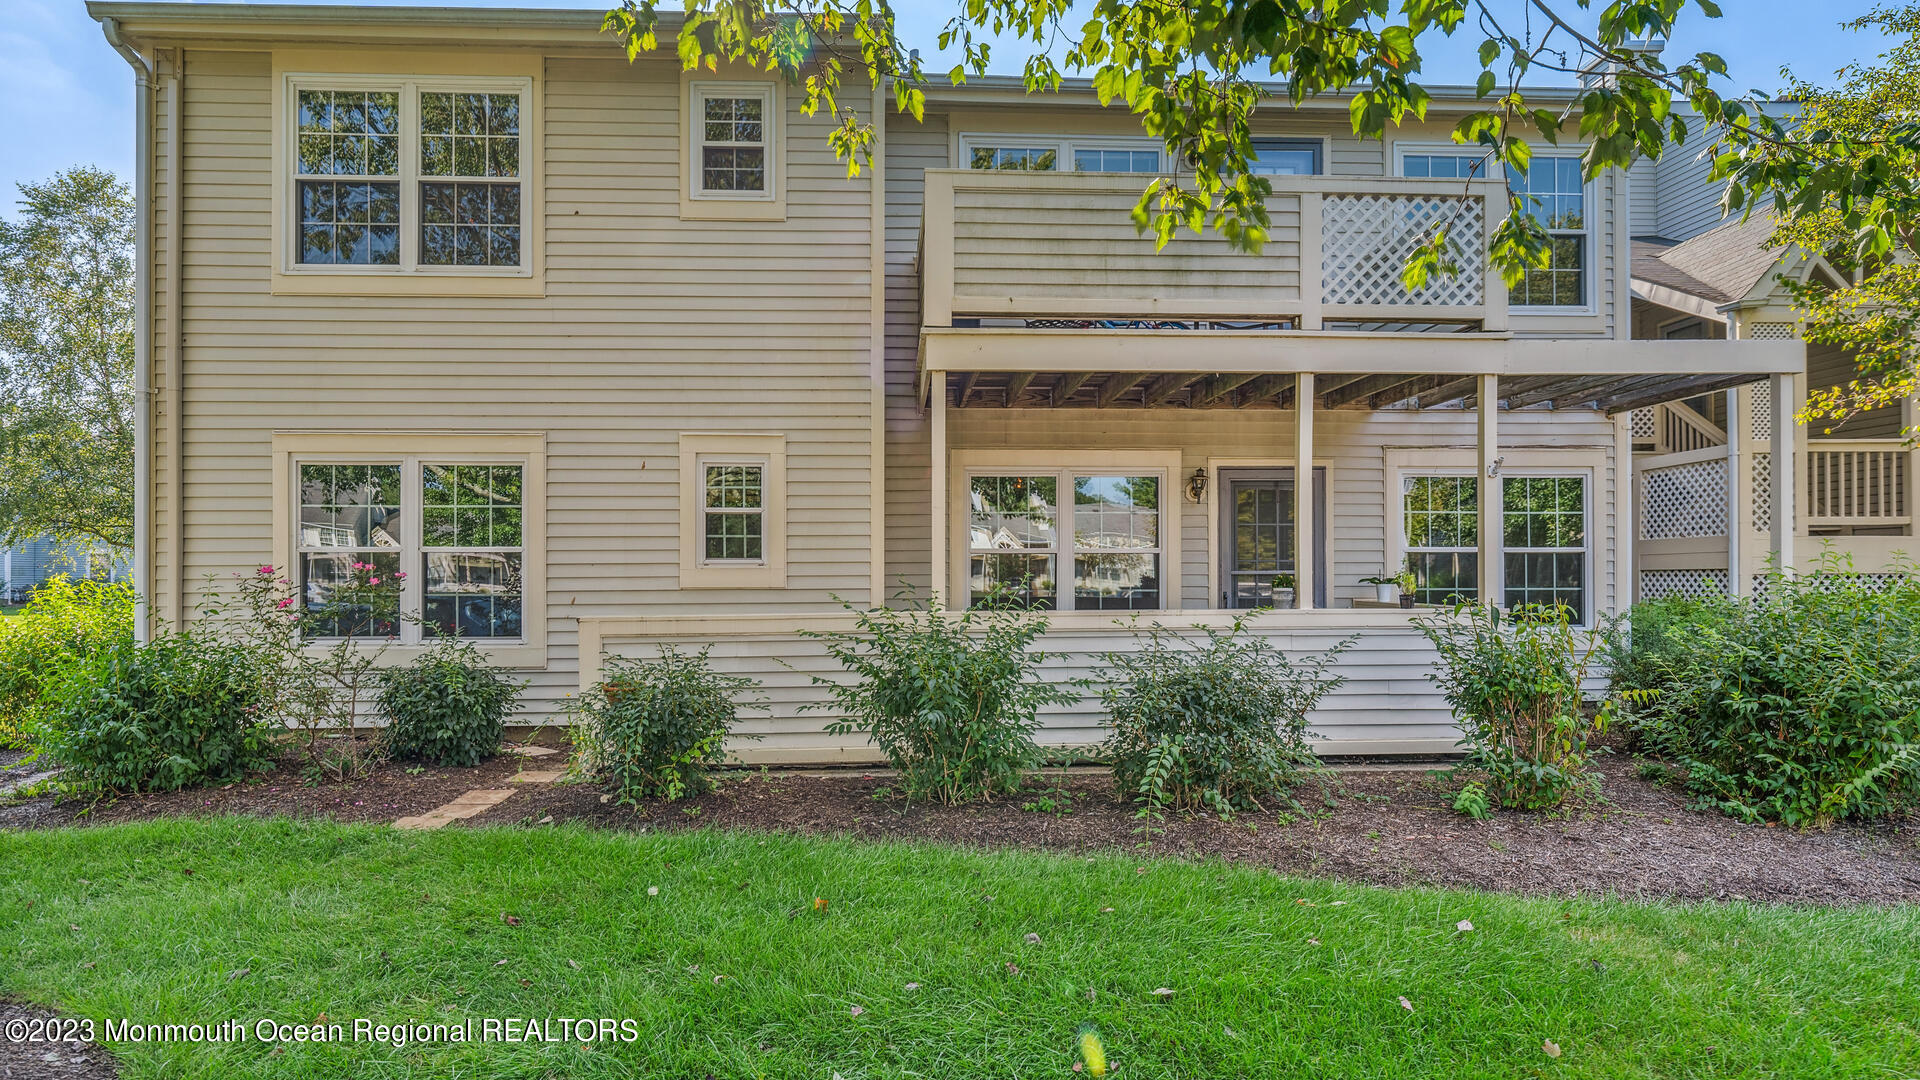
[1248,138,1321,176]
[703,463,766,563]
[296,463,403,636]
[419,92,521,266]
[1073,475,1161,610]
[968,475,1058,609]
[969,145,1059,171]
[421,464,523,639]
[1502,476,1587,620]
[1072,147,1160,173]
[1401,150,1586,307]
[287,78,529,273]
[295,90,401,265]
[1402,475,1479,605]
[695,88,771,196]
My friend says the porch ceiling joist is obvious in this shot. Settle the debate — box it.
[1367,375,1454,410]
[1051,372,1092,407]
[1319,373,1421,409]
[1598,373,1764,414]
[1411,376,1481,409]
[1189,373,1262,407]
[1502,375,1620,409]
[1095,372,1148,407]
[1545,375,1666,410]
[1234,374,1293,408]
[1142,372,1195,406]
[921,330,1802,378]
[1002,371,1036,406]
[954,371,980,407]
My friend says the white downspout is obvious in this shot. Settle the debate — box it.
[101,17,153,641]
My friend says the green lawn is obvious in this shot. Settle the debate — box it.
[2,819,1916,1078]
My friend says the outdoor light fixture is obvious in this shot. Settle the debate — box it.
[1185,468,1208,503]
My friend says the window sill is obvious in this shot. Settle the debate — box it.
[270,270,545,298]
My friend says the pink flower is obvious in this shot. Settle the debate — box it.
[256,565,275,575]
[276,598,294,609]
[368,577,381,585]
[394,571,407,580]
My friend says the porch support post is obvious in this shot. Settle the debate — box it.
[1769,372,1796,576]
[930,375,949,605]
[1293,372,1315,610]
[1725,387,1744,596]
[1477,374,1503,609]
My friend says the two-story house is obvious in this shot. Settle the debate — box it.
[90,2,1800,761]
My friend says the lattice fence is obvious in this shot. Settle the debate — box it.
[1750,572,1914,597]
[1747,321,1796,339]
[1752,452,1771,532]
[1321,195,1484,307]
[1640,569,1730,600]
[1640,458,1730,539]
[1630,408,1655,441]
[1750,386,1773,443]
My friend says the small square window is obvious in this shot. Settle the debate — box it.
[692,86,775,200]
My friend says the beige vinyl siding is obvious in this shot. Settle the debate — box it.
[149,51,182,628]
[169,50,878,718]
[882,115,947,594]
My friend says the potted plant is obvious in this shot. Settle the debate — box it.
[1394,565,1419,609]
[1360,573,1398,604]
[1270,573,1296,609]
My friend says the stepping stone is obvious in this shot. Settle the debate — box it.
[395,788,518,830]
[507,745,560,758]
[510,770,564,784]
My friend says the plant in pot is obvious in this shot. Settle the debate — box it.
[1270,573,1296,609]
[1360,573,1399,604]
[1394,563,1419,608]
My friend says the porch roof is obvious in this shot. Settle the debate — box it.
[920,330,1803,414]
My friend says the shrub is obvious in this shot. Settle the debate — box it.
[1416,603,1606,811]
[1621,564,1920,825]
[807,594,1079,804]
[43,634,272,792]
[1604,591,1734,702]
[1098,614,1351,816]
[378,639,524,767]
[572,646,757,803]
[0,577,136,748]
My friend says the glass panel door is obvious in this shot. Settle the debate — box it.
[1218,468,1326,609]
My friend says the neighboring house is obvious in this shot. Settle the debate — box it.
[0,538,129,604]
[89,3,1800,760]
[1626,115,1918,598]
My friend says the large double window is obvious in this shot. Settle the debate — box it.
[962,136,1163,174]
[967,471,1164,610]
[295,458,525,641]
[1400,473,1589,621]
[1400,149,1588,308]
[288,77,530,272]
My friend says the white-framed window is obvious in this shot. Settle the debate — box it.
[965,469,1164,610]
[678,433,787,588]
[1248,137,1323,175]
[1396,469,1592,622]
[286,75,531,274]
[690,83,775,200]
[1398,148,1590,309]
[961,135,1163,174]
[293,458,526,641]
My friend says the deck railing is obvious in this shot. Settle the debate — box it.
[919,169,1509,330]
[1806,440,1910,527]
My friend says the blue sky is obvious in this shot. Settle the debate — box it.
[0,0,1887,204]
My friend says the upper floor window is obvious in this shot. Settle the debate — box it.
[1400,149,1588,308]
[691,84,775,200]
[290,77,529,273]
[1248,138,1322,175]
[962,136,1161,174]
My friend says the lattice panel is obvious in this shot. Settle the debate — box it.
[1640,459,1730,539]
[1751,572,1913,597]
[1747,321,1796,339]
[1640,569,1730,601]
[1321,195,1484,307]
[1630,408,1656,440]
[1749,388,1773,443]
[1751,452,1771,532]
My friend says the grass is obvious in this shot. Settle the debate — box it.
[2,818,1916,1079]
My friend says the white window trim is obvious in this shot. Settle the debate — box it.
[958,133,1166,174]
[1384,448,1601,625]
[279,73,535,280]
[949,450,1181,612]
[1392,142,1597,317]
[681,78,785,221]
[679,433,788,588]
[269,431,548,668]
[688,81,778,202]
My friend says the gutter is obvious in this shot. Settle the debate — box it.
[100,16,154,642]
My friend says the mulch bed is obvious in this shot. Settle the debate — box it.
[0,1000,120,1080]
[4,743,1917,905]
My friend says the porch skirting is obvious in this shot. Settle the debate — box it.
[579,611,1477,764]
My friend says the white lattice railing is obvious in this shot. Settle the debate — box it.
[920,170,1504,327]
[1639,453,1731,540]
[1805,440,1910,526]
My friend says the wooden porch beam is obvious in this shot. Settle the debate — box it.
[1320,373,1418,409]
[1051,372,1092,407]
[1503,375,1619,409]
[1189,372,1262,407]
[1367,374,1453,410]
[954,371,979,407]
[1095,372,1147,407]
[1599,374,1763,415]
[1002,371,1036,407]
[1546,375,1674,410]
[1411,376,1481,409]
[1234,374,1293,407]
[1142,372,1194,407]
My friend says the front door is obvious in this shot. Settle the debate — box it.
[1219,467,1327,608]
